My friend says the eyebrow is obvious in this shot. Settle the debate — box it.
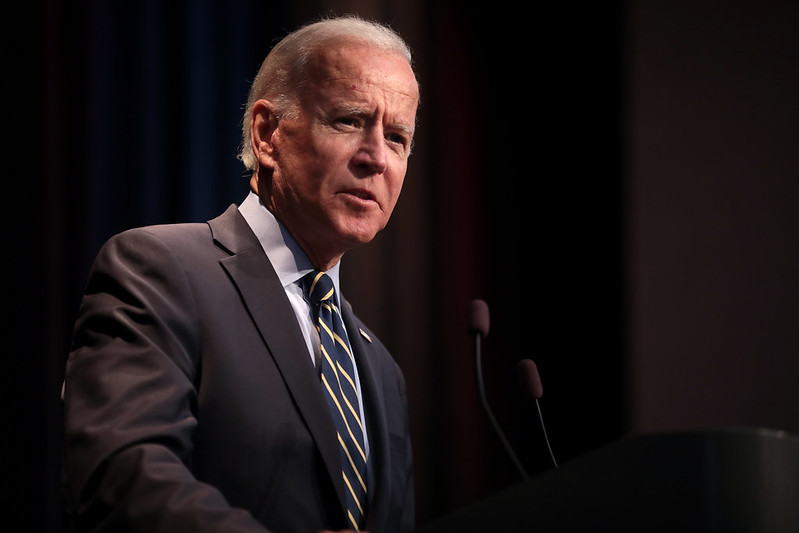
[391,122,416,139]
[334,105,415,138]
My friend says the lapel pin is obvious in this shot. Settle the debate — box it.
[359,328,372,343]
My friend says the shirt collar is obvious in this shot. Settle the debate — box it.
[237,191,342,293]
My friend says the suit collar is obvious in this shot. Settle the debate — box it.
[237,192,315,286]
[237,192,349,298]
[208,204,261,255]
[208,205,349,513]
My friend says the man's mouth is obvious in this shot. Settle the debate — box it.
[342,188,377,203]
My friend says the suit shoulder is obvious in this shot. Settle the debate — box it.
[117,221,210,243]
[104,204,241,249]
[90,222,218,278]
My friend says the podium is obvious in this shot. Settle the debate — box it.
[415,428,799,532]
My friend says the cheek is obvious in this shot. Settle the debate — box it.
[387,163,407,198]
[286,139,344,188]
[380,171,406,217]
[273,145,324,195]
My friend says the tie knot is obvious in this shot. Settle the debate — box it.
[302,271,335,306]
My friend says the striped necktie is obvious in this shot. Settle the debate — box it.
[303,271,368,530]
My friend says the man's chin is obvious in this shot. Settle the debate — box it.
[336,218,384,248]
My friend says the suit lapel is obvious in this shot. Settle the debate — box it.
[340,300,391,531]
[207,206,347,510]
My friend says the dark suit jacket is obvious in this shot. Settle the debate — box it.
[62,205,415,533]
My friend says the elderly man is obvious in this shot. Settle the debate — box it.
[63,16,419,533]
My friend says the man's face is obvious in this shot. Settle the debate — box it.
[262,42,419,267]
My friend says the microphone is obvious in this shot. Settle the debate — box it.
[468,299,529,481]
[516,359,559,469]
[467,298,490,338]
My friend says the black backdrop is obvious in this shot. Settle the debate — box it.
[8,1,627,531]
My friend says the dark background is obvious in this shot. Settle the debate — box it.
[5,1,798,531]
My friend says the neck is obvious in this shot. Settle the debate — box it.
[249,171,346,272]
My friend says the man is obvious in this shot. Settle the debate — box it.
[62,16,419,533]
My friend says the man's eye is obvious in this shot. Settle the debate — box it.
[336,117,359,128]
[387,133,407,146]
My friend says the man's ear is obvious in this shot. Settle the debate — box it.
[250,99,279,168]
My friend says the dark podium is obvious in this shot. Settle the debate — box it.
[415,428,799,532]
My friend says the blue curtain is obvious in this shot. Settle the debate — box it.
[9,3,298,532]
[67,1,285,265]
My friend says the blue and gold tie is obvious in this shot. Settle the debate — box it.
[303,271,368,530]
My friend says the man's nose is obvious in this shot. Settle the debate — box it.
[352,127,388,174]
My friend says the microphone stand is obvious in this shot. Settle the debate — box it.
[474,332,529,481]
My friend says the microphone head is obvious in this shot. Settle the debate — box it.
[516,359,543,399]
[467,299,490,338]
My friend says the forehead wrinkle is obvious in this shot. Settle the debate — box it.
[304,44,418,134]
[329,99,416,135]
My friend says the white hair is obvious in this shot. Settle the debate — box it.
[238,15,415,171]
